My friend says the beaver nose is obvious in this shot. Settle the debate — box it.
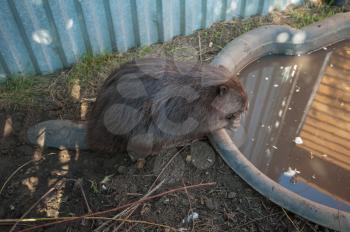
[226,113,236,120]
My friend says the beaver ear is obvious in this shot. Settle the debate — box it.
[218,85,227,96]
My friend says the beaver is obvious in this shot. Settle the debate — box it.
[27,58,247,166]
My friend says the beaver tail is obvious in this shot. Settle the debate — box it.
[27,120,88,150]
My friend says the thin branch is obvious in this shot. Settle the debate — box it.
[9,187,57,232]
[78,179,92,213]
[105,147,185,231]
[198,32,203,64]
[0,159,33,195]
[95,179,165,231]
[282,207,300,232]
[0,153,56,195]
[16,182,216,232]
[182,179,195,232]
[150,147,185,190]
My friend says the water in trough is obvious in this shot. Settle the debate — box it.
[231,40,350,212]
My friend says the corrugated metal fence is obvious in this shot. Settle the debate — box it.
[0,0,303,80]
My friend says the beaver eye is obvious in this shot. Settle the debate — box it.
[226,113,235,120]
[218,85,227,96]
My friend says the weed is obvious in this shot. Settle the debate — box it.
[0,75,50,109]
[287,4,344,28]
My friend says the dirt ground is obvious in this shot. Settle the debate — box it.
[0,108,332,232]
[0,3,348,232]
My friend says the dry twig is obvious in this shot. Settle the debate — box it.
[281,207,300,232]
[107,147,185,231]
[0,153,56,195]
[9,186,58,232]
[13,182,215,232]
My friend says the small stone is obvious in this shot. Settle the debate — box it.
[190,141,216,170]
[117,166,127,174]
[227,192,237,199]
[182,212,199,224]
[163,197,170,204]
[205,198,218,210]
[294,137,303,145]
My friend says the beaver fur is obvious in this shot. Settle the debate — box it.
[87,58,247,160]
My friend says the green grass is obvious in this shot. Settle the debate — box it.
[66,46,157,89]
[0,75,50,109]
[287,4,344,28]
[66,52,115,87]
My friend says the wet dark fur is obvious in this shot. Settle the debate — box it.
[87,58,247,159]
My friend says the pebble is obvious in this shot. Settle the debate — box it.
[205,198,218,210]
[294,136,303,145]
[227,192,237,199]
[117,165,127,174]
[190,141,216,170]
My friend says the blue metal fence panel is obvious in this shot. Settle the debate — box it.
[0,0,303,79]
[184,0,203,35]
[225,0,243,19]
[48,0,86,65]
[0,58,7,82]
[0,1,36,76]
[207,0,229,27]
[109,0,136,52]
[245,0,261,17]
[135,0,160,46]
[79,0,113,54]
[161,0,182,41]
[12,0,64,74]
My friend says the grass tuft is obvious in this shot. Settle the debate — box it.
[287,4,344,28]
[0,76,50,110]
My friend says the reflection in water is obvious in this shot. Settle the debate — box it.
[231,40,350,212]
